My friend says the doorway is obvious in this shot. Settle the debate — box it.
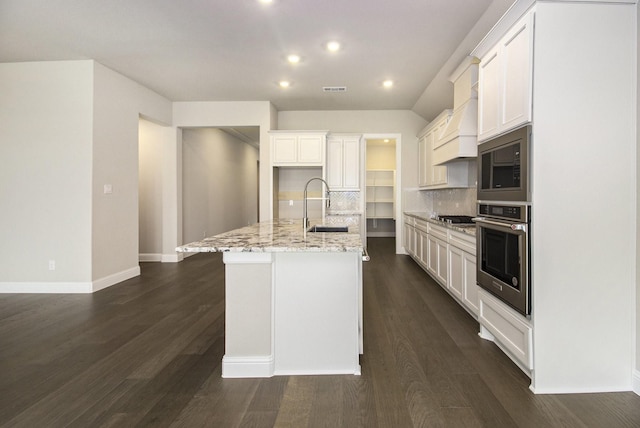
[363,134,401,253]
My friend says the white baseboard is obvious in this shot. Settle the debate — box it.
[161,253,183,263]
[221,355,275,378]
[633,369,640,396]
[139,253,184,263]
[0,266,140,294]
[0,281,93,293]
[139,253,162,262]
[92,266,140,292]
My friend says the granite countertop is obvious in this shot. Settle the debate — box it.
[404,211,477,237]
[177,218,363,253]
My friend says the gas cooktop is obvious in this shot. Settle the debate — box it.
[434,215,475,225]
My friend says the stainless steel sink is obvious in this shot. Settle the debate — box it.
[307,225,348,233]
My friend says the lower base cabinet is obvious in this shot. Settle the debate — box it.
[404,215,479,317]
[404,214,531,377]
[478,289,533,373]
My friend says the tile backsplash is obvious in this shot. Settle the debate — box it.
[403,187,477,216]
[327,191,360,213]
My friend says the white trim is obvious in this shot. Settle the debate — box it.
[139,253,162,262]
[92,266,140,292]
[633,370,640,396]
[221,355,275,378]
[0,266,139,294]
[0,281,94,293]
[161,253,183,263]
[274,365,362,376]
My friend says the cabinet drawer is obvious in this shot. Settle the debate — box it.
[478,289,532,370]
[449,229,476,255]
[415,218,428,232]
[427,223,447,242]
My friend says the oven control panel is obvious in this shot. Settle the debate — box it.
[478,203,529,223]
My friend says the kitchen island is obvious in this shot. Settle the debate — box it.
[177,218,364,378]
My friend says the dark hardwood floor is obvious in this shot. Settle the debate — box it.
[1,238,640,427]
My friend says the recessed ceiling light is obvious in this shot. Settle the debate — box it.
[383,80,394,88]
[279,81,290,88]
[384,139,390,143]
[326,41,341,52]
[287,54,300,64]
[258,0,273,4]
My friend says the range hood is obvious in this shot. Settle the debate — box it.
[433,57,479,165]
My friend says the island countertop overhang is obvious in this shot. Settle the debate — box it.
[177,218,364,253]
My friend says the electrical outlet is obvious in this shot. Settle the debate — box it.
[289,200,293,206]
[48,260,55,271]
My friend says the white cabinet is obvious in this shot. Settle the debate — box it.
[327,135,361,190]
[418,110,450,188]
[478,289,533,372]
[403,219,416,257]
[271,131,327,166]
[418,110,474,189]
[426,223,448,286]
[366,170,395,220]
[478,10,534,142]
[404,214,479,318]
[448,230,479,316]
[414,219,429,268]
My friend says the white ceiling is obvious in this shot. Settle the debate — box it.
[0,0,514,120]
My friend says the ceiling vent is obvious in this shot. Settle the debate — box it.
[322,86,347,93]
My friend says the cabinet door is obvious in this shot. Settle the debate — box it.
[298,135,324,164]
[272,136,298,164]
[342,138,360,189]
[436,239,448,285]
[462,253,479,316]
[478,10,533,142]
[478,47,501,141]
[326,138,343,188]
[418,229,428,267]
[404,223,414,256]
[501,11,534,133]
[427,235,438,277]
[448,245,464,300]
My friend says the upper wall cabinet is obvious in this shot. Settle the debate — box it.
[477,10,534,143]
[327,135,361,190]
[418,110,451,188]
[270,131,328,166]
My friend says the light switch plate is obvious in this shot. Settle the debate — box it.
[104,184,113,194]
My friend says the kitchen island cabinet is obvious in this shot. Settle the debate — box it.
[177,219,364,378]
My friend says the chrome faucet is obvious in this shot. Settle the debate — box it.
[303,177,330,230]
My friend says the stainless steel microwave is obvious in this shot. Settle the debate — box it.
[477,126,532,202]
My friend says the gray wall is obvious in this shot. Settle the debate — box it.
[182,128,259,244]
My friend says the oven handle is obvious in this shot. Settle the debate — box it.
[473,217,528,232]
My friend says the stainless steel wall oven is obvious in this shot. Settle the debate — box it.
[476,125,532,316]
[474,202,530,316]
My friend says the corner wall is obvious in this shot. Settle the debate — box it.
[0,61,94,291]
[91,62,172,287]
